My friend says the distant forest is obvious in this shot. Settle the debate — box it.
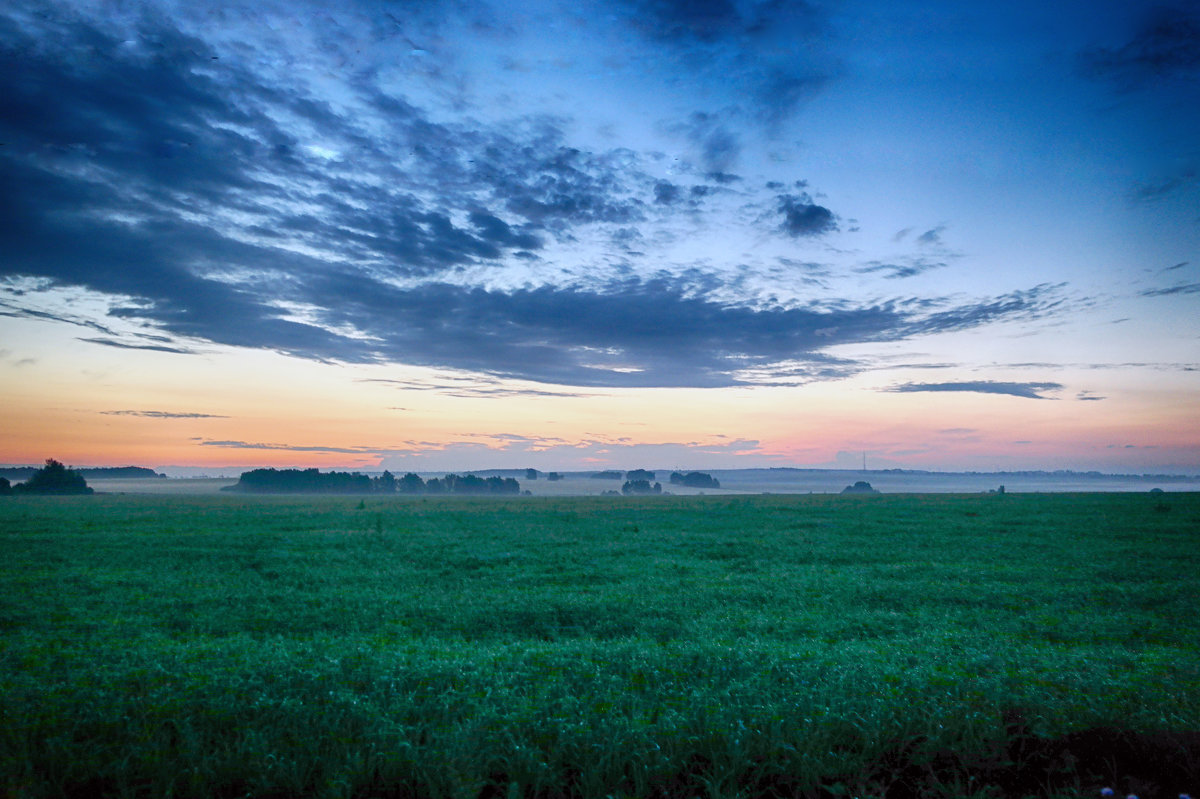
[0,465,163,481]
[222,468,521,495]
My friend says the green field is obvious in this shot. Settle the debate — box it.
[1,493,1198,798]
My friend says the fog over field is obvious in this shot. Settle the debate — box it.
[82,468,1200,496]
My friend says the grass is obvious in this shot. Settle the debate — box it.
[1,492,1198,798]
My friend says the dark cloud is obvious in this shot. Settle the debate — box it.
[669,112,741,174]
[1076,391,1107,401]
[101,410,228,418]
[777,193,837,237]
[624,0,831,122]
[916,225,947,246]
[306,277,912,387]
[1081,6,1200,88]
[753,69,829,125]
[654,180,682,205]
[885,381,1064,400]
[631,0,742,43]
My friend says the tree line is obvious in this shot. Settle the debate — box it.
[222,468,521,495]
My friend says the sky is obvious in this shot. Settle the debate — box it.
[1,0,1198,475]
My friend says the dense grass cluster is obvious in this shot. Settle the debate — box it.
[1,493,1198,798]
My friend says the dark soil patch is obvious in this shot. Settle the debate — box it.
[803,712,1200,799]
[477,715,1200,799]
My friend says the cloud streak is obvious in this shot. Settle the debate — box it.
[102,410,228,419]
[884,381,1065,400]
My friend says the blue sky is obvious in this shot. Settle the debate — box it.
[1,0,1197,472]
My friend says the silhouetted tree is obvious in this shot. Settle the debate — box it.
[669,471,720,489]
[223,467,372,494]
[626,469,655,482]
[398,472,426,494]
[622,479,662,495]
[15,459,93,495]
[546,472,562,481]
[525,468,539,481]
[222,468,520,495]
[0,476,11,495]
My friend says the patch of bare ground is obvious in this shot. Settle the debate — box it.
[471,716,1200,799]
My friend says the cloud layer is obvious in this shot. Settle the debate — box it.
[0,2,1080,389]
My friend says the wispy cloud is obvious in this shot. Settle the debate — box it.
[102,410,228,419]
[1131,166,1198,201]
[884,381,1064,399]
[77,337,197,354]
[1141,282,1200,297]
[198,440,380,454]
[855,258,949,280]
[358,377,603,399]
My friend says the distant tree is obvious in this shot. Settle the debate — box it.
[622,479,662,496]
[398,472,426,494]
[669,471,720,489]
[377,470,396,493]
[438,474,521,495]
[591,470,623,480]
[546,472,562,481]
[15,459,94,495]
[525,468,539,481]
[0,476,10,495]
[626,469,655,482]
